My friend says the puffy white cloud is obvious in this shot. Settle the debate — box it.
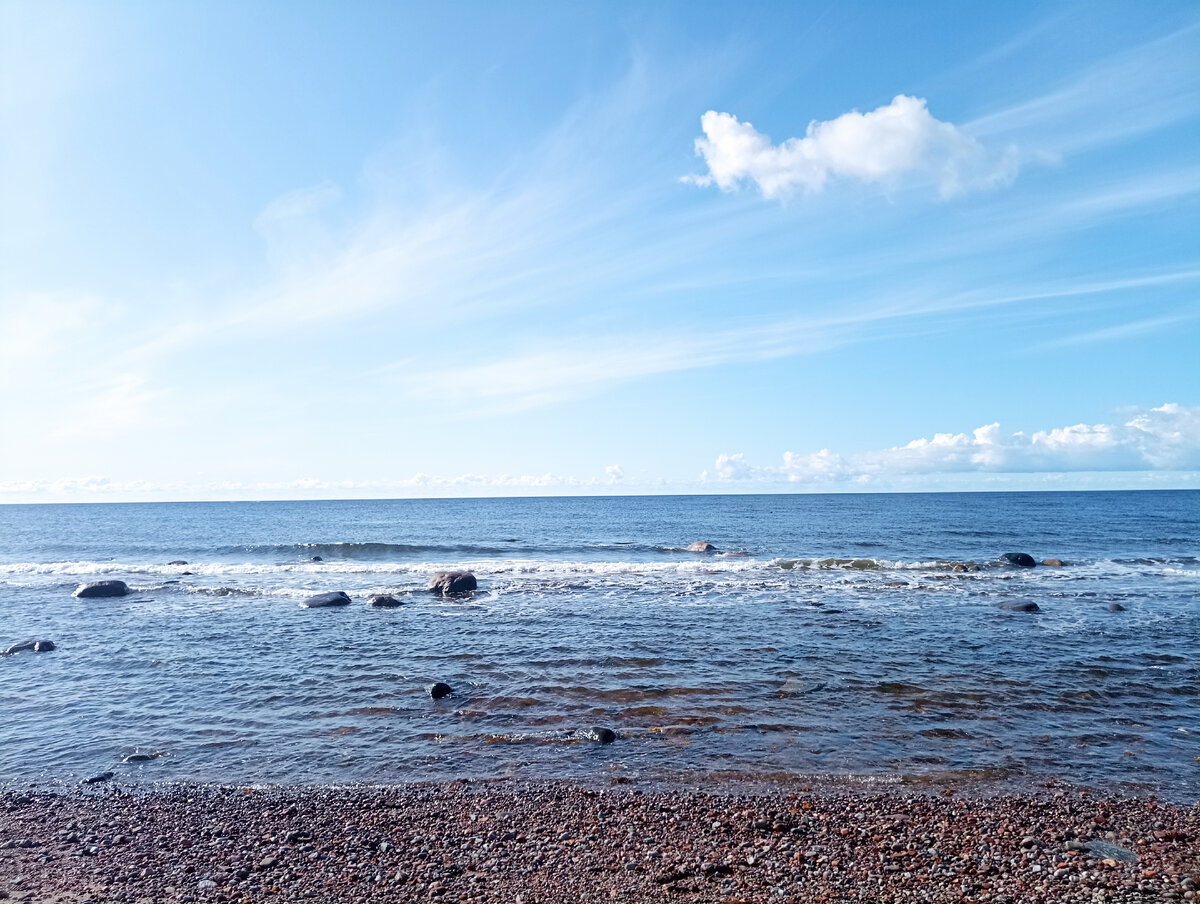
[780,449,850,482]
[708,403,1200,484]
[688,95,1018,200]
[605,464,624,483]
[702,452,757,482]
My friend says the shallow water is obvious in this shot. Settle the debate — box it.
[0,492,1197,799]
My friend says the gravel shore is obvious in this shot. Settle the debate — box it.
[1,781,1197,903]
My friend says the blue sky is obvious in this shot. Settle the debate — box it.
[1,0,1198,501]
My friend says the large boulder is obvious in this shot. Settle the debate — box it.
[3,639,56,655]
[1000,552,1037,568]
[73,580,130,598]
[300,591,351,609]
[428,572,477,595]
[367,594,402,608]
[686,541,718,553]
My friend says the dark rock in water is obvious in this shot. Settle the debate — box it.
[686,541,718,553]
[999,601,1040,612]
[4,639,55,655]
[122,753,155,763]
[1000,552,1037,568]
[367,594,403,608]
[300,591,351,609]
[181,571,194,576]
[428,571,477,595]
[311,556,323,562]
[167,560,188,566]
[576,726,617,744]
[83,771,114,785]
[73,580,130,598]
[951,562,980,573]
[428,682,453,700]
[1041,558,1064,567]
[1108,603,1127,612]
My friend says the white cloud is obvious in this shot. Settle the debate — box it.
[707,403,1200,484]
[687,95,1018,200]
[780,449,850,482]
[605,464,624,483]
[702,452,757,482]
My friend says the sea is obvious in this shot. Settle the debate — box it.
[0,492,1197,799]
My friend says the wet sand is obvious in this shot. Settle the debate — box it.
[1,781,1197,903]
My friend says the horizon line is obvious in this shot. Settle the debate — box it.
[2,485,1197,507]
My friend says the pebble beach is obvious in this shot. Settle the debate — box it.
[2,781,1198,903]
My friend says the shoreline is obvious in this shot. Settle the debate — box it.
[2,780,1197,903]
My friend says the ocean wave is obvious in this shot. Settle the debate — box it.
[218,541,526,559]
[1,554,1196,584]
[215,540,717,559]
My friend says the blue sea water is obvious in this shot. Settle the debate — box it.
[0,491,1197,798]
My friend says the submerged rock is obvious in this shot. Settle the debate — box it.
[686,541,718,553]
[1041,558,1064,567]
[999,601,1040,612]
[428,682,453,700]
[367,594,402,608]
[73,580,130,598]
[778,679,826,698]
[1000,552,1037,568]
[3,639,56,655]
[1107,603,1127,612]
[576,726,617,744]
[300,591,351,609]
[82,771,114,785]
[428,571,477,595]
[167,560,189,566]
[311,556,323,562]
[122,752,156,763]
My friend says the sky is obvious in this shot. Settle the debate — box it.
[1,0,1198,502]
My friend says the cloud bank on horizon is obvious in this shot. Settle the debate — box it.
[3,404,1196,502]
[687,95,1019,199]
[706,404,1200,485]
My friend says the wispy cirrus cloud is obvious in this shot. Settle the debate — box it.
[965,21,1200,155]
[395,267,1200,412]
[686,95,1018,200]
